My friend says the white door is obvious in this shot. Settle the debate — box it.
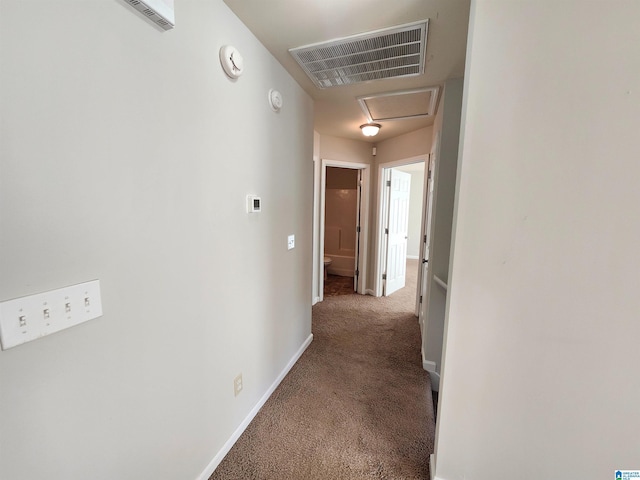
[384,169,411,296]
[419,153,436,323]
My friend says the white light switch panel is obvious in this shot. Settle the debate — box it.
[0,280,103,351]
[287,234,295,250]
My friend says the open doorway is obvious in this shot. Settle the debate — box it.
[324,167,360,296]
[315,159,370,303]
[375,155,429,310]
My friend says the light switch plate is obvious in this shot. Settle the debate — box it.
[0,280,103,350]
[287,234,295,250]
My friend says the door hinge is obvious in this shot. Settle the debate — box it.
[385,228,389,234]
[428,169,432,180]
[420,295,423,303]
[382,274,387,280]
[424,234,427,243]
[356,226,361,233]
[355,269,360,276]
[386,180,391,187]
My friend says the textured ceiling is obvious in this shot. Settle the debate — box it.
[223,0,470,143]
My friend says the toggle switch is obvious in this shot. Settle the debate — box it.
[0,279,103,350]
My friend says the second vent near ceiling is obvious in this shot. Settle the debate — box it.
[289,20,429,89]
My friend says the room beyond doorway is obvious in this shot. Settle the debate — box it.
[375,156,427,311]
[314,158,370,304]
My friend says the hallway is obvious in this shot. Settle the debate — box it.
[211,260,433,479]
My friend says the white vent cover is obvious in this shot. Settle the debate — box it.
[289,20,428,89]
[124,0,175,30]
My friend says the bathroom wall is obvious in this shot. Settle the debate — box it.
[324,167,359,276]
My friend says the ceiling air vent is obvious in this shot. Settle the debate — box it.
[289,20,428,89]
[124,0,175,31]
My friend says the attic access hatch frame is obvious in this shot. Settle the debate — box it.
[289,20,429,89]
[357,87,440,123]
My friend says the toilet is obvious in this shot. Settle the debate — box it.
[323,256,332,281]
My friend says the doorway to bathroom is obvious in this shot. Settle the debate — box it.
[316,159,370,303]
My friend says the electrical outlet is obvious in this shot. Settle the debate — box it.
[0,280,102,350]
[287,234,295,250]
[234,373,243,397]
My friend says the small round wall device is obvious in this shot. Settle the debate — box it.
[268,89,283,112]
[220,45,244,79]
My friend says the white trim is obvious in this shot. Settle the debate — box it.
[365,288,375,296]
[423,359,441,392]
[358,87,440,123]
[433,275,448,290]
[430,454,437,480]
[423,359,437,372]
[374,155,428,297]
[196,334,314,480]
[311,132,321,304]
[406,255,419,260]
[319,159,370,301]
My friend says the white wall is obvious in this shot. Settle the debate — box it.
[0,2,313,480]
[436,1,640,479]
[375,126,433,165]
[319,134,373,164]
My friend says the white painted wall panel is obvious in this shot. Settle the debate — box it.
[0,1,313,479]
[436,1,640,478]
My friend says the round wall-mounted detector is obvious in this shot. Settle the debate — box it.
[269,89,283,112]
[220,45,244,79]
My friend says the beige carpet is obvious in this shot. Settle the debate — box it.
[210,260,434,479]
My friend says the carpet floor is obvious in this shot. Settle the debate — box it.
[210,260,434,479]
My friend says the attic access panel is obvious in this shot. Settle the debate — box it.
[358,87,440,122]
[289,20,429,89]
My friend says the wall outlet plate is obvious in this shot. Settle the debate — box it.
[234,373,243,397]
[287,234,295,250]
[0,280,103,350]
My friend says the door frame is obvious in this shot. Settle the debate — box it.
[374,155,428,299]
[316,158,370,303]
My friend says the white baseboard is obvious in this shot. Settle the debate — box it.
[312,296,320,305]
[430,454,436,480]
[422,359,440,392]
[365,288,375,296]
[423,359,437,372]
[406,255,419,260]
[196,334,314,480]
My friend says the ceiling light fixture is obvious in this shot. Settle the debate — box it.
[360,123,381,137]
